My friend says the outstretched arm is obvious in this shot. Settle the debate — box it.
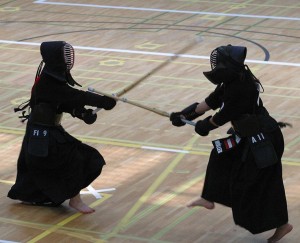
[195,101,212,114]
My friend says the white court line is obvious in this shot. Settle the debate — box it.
[81,186,116,199]
[1,40,300,67]
[33,0,300,21]
[0,241,20,243]
[142,146,189,154]
[86,185,102,198]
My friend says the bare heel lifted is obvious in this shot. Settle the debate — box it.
[267,223,293,242]
[186,197,215,209]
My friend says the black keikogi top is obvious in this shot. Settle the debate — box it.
[8,72,113,205]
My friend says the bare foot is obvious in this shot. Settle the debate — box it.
[186,197,215,209]
[69,194,95,214]
[267,223,293,242]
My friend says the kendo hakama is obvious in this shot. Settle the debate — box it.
[8,121,105,206]
[201,126,288,234]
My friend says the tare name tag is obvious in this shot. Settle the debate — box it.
[212,135,241,154]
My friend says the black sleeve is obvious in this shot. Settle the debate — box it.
[54,86,116,111]
[84,91,116,110]
[204,84,224,110]
[34,75,117,113]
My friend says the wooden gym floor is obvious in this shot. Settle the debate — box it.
[0,0,299,242]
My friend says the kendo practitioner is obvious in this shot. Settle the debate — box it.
[8,41,116,214]
[170,45,292,242]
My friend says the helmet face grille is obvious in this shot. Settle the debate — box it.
[210,49,218,70]
[64,43,74,70]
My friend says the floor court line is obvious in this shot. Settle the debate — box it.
[0,127,298,162]
[33,1,300,21]
[1,40,300,67]
[125,173,206,230]
[0,241,20,243]
[26,196,111,243]
[102,135,201,240]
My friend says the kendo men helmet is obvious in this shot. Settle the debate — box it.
[203,44,247,85]
[39,41,81,86]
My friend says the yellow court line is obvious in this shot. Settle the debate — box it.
[0,127,298,163]
[102,135,199,240]
[151,207,199,241]
[283,161,300,166]
[0,126,212,154]
[27,197,110,243]
[0,127,25,135]
[0,179,14,185]
[285,136,300,149]
[125,173,206,229]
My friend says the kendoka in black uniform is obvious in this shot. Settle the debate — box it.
[8,41,116,214]
[170,45,292,242]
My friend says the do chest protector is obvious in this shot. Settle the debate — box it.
[30,103,62,126]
